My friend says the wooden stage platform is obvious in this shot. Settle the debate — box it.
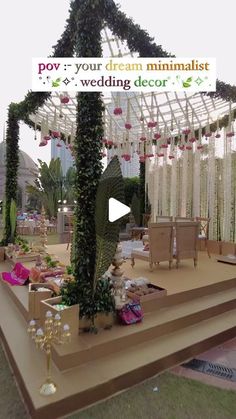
[0,246,236,418]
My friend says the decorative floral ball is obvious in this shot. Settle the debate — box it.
[182,129,191,135]
[157,153,164,157]
[205,132,212,138]
[169,155,175,160]
[179,145,185,151]
[154,133,161,140]
[197,145,204,150]
[125,123,132,130]
[60,95,70,104]
[113,107,122,115]
[140,136,146,142]
[189,137,196,143]
[161,144,168,149]
[186,145,192,150]
[226,131,234,138]
[215,133,221,138]
[51,131,60,139]
[147,153,154,158]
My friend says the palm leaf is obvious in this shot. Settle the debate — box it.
[94,156,125,284]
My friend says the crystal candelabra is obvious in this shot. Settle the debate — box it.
[27,311,71,396]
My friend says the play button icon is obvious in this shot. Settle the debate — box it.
[109,198,130,222]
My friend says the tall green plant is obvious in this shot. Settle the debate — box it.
[10,199,17,242]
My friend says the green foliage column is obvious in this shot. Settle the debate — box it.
[73,0,104,317]
[2,104,20,245]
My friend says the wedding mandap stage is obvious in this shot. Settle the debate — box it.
[1,0,236,418]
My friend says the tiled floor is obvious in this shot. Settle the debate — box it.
[172,337,236,391]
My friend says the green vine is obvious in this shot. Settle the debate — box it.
[72,0,104,319]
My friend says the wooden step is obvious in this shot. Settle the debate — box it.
[1,275,236,419]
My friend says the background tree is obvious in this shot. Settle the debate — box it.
[26,158,75,217]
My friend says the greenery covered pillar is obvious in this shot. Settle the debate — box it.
[2,104,20,245]
[73,0,104,317]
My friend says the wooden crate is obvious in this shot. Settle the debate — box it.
[127,284,167,302]
[28,283,53,320]
[40,296,79,337]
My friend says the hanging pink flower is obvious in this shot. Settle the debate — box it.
[161,144,168,149]
[147,153,154,158]
[125,123,132,130]
[113,107,122,115]
[215,133,221,138]
[148,121,157,128]
[157,153,164,157]
[56,142,62,148]
[51,131,60,139]
[205,132,212,138]
[186,145,192,150]
[179,145,185,151]
[189,137,196,143]
[107,140,114,146]
[43,135,51,141]
[197,145,204,150]
[154,133,161,140]
[182,129,191,135]
[140,136,146,142]
[169,155,175,160]
[39,140,47,147]
[60,95,70,104]
[226,131,234,138]
[139,156,145,163]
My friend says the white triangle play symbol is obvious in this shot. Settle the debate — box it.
[108,198,130,222]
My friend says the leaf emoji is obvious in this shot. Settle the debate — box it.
[52,79,60,87]
[186,77,192,83]
[183,82,191,88]
[56,78,61,82]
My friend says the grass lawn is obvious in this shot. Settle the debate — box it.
[1,343,235,419]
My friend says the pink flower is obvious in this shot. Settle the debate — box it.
[148,121,157,128]
[157,153,164,157]
[60,95,70,104]
[107,140,114,146]
[182,129,191,135]
[169,155,175,160]
[125,123,132,130]
[154,133,161,140]
[226,131,234,138]
[215,133,221,138]
[197,145,204,150]
[161,144,168,149]
[43,135,51,141]
[140,136,147,142]
[113,107,122,115]
[205,132,212,138]
[39,140,47,147]
[139,156,145,163]
[56,142,62,148]
[179,145,185,151]
[51,131,60,139]
[189,137,196,143]
[186,146,192,150]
